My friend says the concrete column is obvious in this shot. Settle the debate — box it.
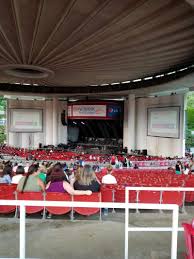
[57,100,68,144]
[123,99,128,148]
[127,94,136,151]
[45,100,53,145]
[136,98,147,149]
[52,97,58,146]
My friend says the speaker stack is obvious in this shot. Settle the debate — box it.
[61,110,67,126]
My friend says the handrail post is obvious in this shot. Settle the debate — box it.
[19,203,26,259]
[125,189,129,259]
[171,205,179,259]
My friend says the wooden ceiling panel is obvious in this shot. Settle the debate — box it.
[0,0,193,93]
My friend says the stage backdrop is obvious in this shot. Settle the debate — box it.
[9,109,43,132]
[147,106,180,138]
[68,102,122,120]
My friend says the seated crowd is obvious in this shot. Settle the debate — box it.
[0,161,117,195]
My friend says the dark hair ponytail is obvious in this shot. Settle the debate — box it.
[21,165,37,193]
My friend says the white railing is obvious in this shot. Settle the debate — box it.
[125,186,194,213]
[0,199,179,259]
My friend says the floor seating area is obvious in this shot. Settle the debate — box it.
[0,145,183,164]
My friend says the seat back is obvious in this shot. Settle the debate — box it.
[185,191,194,203]
[73,193,101,216]
[182,223,194,259]
[45,192,72,215]
[162,191,184,206]
[101,189,114,202]
[0,188,16,214]
[17,192,44,214]
[114,189,137,203]
[138,191,160,204]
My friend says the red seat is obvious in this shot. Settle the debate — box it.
[162,191,184,206]
[45,192,71,215]
[0,190,16,214]
[138,191,160,204]
[114,189,137,203]
[17,192,44,214]
[101,189,114,202]
[182,222,194,259]
[73,193,101,216]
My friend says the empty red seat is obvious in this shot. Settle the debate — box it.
[0,190,16,214]
[185,192,194,203]
[182,222,194,259]
[138,191,160,204]
[114,189,137,203]
[101,189,114,202]
[17,192,44,214]
[162,191,184,206]
[45,192,72,215]
[73,193,101,216]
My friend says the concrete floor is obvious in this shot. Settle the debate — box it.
[0,208,193,259]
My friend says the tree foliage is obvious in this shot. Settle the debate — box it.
[186,92,194,148]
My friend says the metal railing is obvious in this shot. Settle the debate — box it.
[0,199,179,259]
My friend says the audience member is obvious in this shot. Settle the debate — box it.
[74,164,100,192]
[12,165,25,184]
[102,165,117,184]
[17,164,45,192]
[175,161,183,175]
[0,165,12,184]
[46,164,92,196]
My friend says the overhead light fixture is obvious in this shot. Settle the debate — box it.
[144,76,153,80]
[166,71,176,75]
[121,80,131,84]
[155,74,164,78]
[81,121,85,125]
[100,83,109,86]
[111,82,120,85]
[132,78,142,82]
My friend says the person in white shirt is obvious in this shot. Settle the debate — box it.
[12,165,25,184]
[101,165,117,216]
[102,165,117,184]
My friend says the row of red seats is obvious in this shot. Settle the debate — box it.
[0,187,101,217]
[0,184,191,216]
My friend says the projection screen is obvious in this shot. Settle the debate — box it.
[9,109,43,132]
[147,106,180,138]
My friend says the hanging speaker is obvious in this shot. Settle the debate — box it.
[61,110,67,126]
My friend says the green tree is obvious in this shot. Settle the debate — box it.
[186,92,194,148]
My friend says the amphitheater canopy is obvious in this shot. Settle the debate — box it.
[0,0,194,94]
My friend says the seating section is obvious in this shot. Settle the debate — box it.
[0,145,186,166]
[0,169,194,217]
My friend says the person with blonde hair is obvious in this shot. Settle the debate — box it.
[46,164,92,195]
[74,164,100,192]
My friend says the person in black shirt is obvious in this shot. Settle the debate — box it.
[74,164,100,192]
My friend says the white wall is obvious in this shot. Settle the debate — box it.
[7,99,67,148]
[136,94,185,157]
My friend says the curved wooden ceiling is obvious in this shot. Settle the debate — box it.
[0,0,193,93]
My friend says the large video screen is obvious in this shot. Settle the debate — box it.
[147,106,180,138]
[9,109,43,132]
